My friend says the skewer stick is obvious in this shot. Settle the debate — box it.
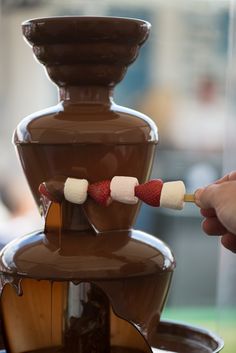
[184,193,195,203]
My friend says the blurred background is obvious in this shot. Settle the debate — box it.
[0,0,235,351]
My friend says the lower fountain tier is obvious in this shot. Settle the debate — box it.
[0,231,223,353]
[0,229,174,353]
[0,229,175,281]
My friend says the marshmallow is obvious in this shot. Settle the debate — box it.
[64,178,88,204]
[160,181,186,210]
[110,176,139,204]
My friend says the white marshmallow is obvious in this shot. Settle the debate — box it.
[160,181,186,210]
[64,178,88,204]
[110,176,139,205]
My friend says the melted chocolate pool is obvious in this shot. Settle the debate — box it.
[24,347,146,353]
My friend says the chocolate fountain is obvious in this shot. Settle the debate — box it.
[0,17,223,353]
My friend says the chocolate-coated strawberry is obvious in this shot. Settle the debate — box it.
[38,177,65,203]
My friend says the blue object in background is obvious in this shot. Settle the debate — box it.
[108,7,153,107]
[218,9,229,56]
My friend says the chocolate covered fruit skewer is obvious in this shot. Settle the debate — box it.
[39,176,195,210]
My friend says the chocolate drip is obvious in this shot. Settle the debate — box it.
[0,274,22,297]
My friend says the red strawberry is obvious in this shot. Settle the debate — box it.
[135,179,163,207]
[88,180,112,207]
[38,182,54,201]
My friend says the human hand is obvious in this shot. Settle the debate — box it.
[195,171,236,253]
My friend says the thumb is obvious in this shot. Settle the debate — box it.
[195,184,220,209]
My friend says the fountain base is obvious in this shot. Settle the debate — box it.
[0,320,223,353]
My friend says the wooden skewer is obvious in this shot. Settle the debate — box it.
[184,193,195,203]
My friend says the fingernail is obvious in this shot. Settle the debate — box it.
[194,188,204,207]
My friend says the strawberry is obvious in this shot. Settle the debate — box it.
[38,177,65,203]
[135,179,163,207]
[88,180,112,207]
[38,182,54,201]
